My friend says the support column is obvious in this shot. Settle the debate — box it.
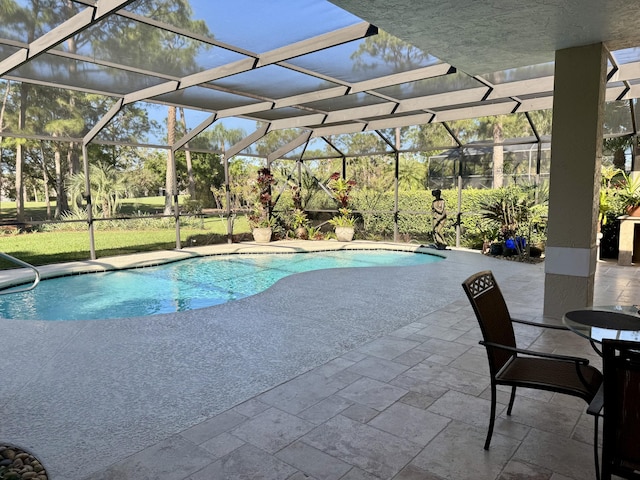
[544,43,607,319]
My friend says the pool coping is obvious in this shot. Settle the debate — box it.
[0,240,448,290]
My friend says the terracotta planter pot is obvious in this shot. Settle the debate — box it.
[625,205,640,217]
[252,227,272,243]
[335,226,354,242]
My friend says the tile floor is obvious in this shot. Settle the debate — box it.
[1,241,638,480]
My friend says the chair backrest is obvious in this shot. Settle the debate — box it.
[601,339,640,478]
[462,270,517,374]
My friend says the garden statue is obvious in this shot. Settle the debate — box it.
[431,189,447,250]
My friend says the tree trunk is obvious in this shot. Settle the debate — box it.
[15,83,28,223]
[492,119,504,188]
[68,145,80,175]
[613,148,626,170]
[164,106,176,215]
[0,80,8,207]
[40,142,51,219]
[54,140,70,217]
[179,108,196,199]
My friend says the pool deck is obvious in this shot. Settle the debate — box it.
[0,240,638,480]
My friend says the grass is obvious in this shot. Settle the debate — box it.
[0,197,251,268]
[1,196,175,221]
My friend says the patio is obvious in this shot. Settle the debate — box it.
[1,242,637,480]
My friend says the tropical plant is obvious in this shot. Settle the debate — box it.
[595,165,621,227]
[291,209,309,229]
[248,167,276,228]
[288,208,310,239]
[479,186,535,256]
[599,189,612,227]
[327,172,357,208]
[616,171,640,213]
[328,208,356,227]
[327,172,357,230]
[67,162,127,218]
[306,225,325,240]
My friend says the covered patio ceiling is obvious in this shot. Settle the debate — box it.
[2,0,640,155]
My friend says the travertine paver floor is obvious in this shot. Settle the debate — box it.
[1,241,637,480]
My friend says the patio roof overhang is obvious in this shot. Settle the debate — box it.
[2,0,640,156]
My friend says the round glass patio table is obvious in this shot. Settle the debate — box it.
[563,305,640,355]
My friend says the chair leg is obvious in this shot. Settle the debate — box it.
[485,381,497,450]
[506,386,516,415]
[593,414,600,480]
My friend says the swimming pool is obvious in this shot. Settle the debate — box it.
[0,249,442,321]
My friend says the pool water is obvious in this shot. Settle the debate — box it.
[0,250,441,321]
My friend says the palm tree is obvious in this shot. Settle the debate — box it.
[67,162,127,218]
[398,156,426,190]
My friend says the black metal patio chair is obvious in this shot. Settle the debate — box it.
[462,270,603,450]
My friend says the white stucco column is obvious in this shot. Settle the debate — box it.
[543,43,607,319]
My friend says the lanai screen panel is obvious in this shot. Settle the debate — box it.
[2,0,640,148]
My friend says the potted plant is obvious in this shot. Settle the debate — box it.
[306,225,324,240]
[479,186,532,258]
[328,208,356,241]
[327,172,357,241]
[291,208,310,239]
[617,171,640,216]
[248,167,276,243]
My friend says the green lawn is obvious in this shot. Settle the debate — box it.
[0,198,251,268]
[0,196,177,221]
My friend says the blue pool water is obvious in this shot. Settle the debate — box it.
[0,249,441,321]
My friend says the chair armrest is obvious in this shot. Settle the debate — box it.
[512,317,569,331]
[587,384,604,416]
[480,340,590,365]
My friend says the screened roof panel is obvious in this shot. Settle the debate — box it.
[8,54,169,95]
[246,106,319,122]
[122,0,363,53]
[361,111,432,124]
[0,43,22,60]
[479,62,555,85]
[374,72,484,100]
[2,0,640,151]
[432,97,516,113]
[432,98,520,124]
[612,47,640,65]
[52,16,238,78]
[367,113,433,132]
[286,36,442,84]
[307,119,366,132]
[0,0,80,43]
[301,92,388,111]
[210,65,340,99]
[152,86,266,112]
